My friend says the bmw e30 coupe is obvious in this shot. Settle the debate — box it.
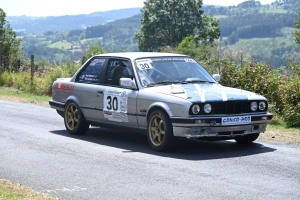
[49,52,272,151]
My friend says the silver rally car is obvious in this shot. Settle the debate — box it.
[49,52,273,151]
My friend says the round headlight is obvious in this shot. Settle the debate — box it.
[192,104,200,114]
[259,101,266,111]
[250,102,258,111]
[203,104,212,114]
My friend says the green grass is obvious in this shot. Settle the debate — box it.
[0,188,23,200]
[0,179,57,200]
[268,124,300,134]
[0,86,50,106]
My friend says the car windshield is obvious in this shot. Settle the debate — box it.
[135,57,216,87]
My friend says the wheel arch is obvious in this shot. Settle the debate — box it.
[65,95,81,109]
[64,96,87,120]
[146,102,172,122]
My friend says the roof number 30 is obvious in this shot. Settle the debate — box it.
[139,63,151,70]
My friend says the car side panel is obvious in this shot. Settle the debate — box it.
[72,83,99,121]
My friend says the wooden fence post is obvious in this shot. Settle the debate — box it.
[0,41,3,74]
[31,55,34,81]
[82,56,86,65]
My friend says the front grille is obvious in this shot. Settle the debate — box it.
[214,101,251,114]
[190,100,268,115]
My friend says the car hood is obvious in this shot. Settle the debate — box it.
[144,83,265,102]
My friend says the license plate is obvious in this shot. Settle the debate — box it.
[221,116,251,126]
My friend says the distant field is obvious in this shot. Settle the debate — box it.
[226,27,298,61]
[259,7,288,14]
[260,9,288,14]
[227,5,289,15]
[48,40,71,49]
[81,37,103,43]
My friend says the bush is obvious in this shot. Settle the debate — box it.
[219,60,281,104]
[280,78,300,127]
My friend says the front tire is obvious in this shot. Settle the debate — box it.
[234,133,260,144]
[64,101,89,135]
[147,109,177,151]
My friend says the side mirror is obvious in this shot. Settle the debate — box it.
[212,74,220,82]
[120,78,137,89]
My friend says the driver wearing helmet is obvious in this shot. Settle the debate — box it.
[153,62,179,81]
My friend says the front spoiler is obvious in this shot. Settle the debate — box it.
[171,113,272,138]
[173,124,267,138]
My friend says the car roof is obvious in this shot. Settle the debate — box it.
[93,52,188,60]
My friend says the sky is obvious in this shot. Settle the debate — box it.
[0,0,275,17]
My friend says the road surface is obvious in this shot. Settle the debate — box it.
[0,100,299,200]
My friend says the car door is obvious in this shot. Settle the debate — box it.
[73,57,106,121]
[96,58,138,127]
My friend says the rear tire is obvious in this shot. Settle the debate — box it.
[64,101,89,135]
[147,109,177,151]
[234,133,260,144]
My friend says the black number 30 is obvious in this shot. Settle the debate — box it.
[139,63,150,69]
[107,96,118,110]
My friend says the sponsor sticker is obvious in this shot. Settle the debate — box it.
[103,88,129,122]
[221,116,251,126]
[55,82,75,91]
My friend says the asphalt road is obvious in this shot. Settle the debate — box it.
[0,100,299,200]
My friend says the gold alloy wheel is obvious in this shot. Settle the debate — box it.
[65,103,79,131]
[149,114,165,146]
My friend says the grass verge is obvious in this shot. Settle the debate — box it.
[0,86,50,106]
[0,179,57,200]
[260,124,300,146]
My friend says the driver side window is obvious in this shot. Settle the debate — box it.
[76,58,105,84]
[105,59,132,86]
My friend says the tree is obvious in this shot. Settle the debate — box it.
[135,0,220,51]
[175,35,211,61]
[82,45,105,63]
[295,11,300,44]
[0,8,22,71]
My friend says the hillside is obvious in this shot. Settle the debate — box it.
[8,8,141,34]
[13,0,300,67]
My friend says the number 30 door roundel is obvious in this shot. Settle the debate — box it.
[103,88,129,122]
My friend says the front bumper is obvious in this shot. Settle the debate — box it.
[171,113,272,138]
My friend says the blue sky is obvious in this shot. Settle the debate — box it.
[0,0,275,17]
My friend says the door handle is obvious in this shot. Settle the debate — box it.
[97,90,103,97]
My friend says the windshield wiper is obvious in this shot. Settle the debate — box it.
[179,80,214,84]
[146,80,180,87]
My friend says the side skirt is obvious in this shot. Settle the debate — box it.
[89,120,147,135]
